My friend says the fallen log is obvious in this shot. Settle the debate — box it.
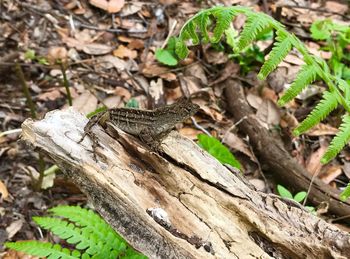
[21,108,350,258]
[223,78,350,219]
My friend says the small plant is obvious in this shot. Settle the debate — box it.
[5,205,147,259]
[197,134,241,169]
[24,49,49,65]
[310,19,350,83]
[277,185,315,213]
[158,6,350,164]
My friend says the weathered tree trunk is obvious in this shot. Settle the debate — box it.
[21,108,350,259]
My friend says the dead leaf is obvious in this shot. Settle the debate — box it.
[178,127,202,140]
[222,131,256,161]
[203,48,229,64]
[72,91,98,115]
[319,165,342,184]
[325,1,348,14]
[306,143,327,175]
[179,75,202,97]
[6,219,24,239]
[47,47,67,64]
[283,53,305,66]
[113,44,137,59]
[103,95,122,109]
[261,87,278,103]
[305,123,338,136]
[89,0,125,13]
[128,39,144,50]
[37,89,62,101]
[142,64,176,81]
[114,87,131,100]
[246,93,264,110]
[184,63,207,85]
[0,179,9,200]
[256,99,281,127]
[3,249,39,259]
[98,55,128,71]
[82,43,113,55]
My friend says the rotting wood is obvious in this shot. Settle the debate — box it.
[223,78,350,220]
[21,108,350,259]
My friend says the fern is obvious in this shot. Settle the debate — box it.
[293,91,338,135]
[258,32,292,80]
[211,8,238,43]
[5,206,147,259]
[277,64,318,106]
[5,241,81,259]
[236,13,271,51]
[168,6,350,164]
[322,115,350,164]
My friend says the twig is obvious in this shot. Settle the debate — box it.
[59,61,73,106]
[0,129,22,138]
[15,63,46,191]
[161,20,178,49]
[15,63,37,119]
[191,117,211,136]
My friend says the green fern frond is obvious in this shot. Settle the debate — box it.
[182,21,199,44]
[33,217,100,254]
[47,206,128,255]
[322,115,350,164]
[5,241,81,259]
[258,32,292,80]
[237,13,271,51]
[198,12,210,43]
[278,65,317,106]
[211,8,238,43]
[293,91,338,135]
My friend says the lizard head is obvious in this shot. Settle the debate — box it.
[175,97,200,119]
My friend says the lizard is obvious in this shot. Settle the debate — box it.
[79,97,200,155]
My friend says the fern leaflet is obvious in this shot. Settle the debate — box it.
[258,32,292,80]
[278,65,317,106]
[293,91,338,135]
[211,8,238,43]
[322,115,350,164]
[237,13,271,51]
[5,241,81,259]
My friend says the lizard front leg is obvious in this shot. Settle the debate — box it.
[78,111,110,160]
[139,127,164,152]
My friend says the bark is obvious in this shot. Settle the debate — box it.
[223,78,350,219]
[21,108,350,259]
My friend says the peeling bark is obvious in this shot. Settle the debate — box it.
[21,108,350,259]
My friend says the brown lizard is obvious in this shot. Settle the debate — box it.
[79,97,200,154]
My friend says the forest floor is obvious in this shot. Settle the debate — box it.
[0,0,350,257]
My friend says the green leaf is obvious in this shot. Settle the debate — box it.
[322,115,350,163]
[24,49,36,60]
[258,33,292,80]
[175,39,189,60]
[237,13,270,51]
[293,191,307,203]
[5,241,79,259]
[310,19,333,40]
[278,65,317,106]
[211,8,237,43]
[276,185,293,199]
[197,134,241,169]
[293,91,338,136]
[340,183,350,201]
[125,98,139,108]
[155,49,178,66]
[86,106,107,119]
